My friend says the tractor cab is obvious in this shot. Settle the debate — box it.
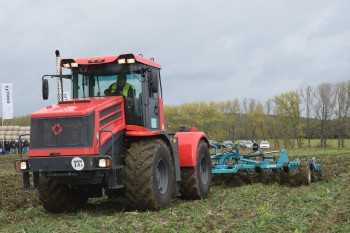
[45,54,165,131]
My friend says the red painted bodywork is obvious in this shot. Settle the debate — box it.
[29,53,164,157]
[29,53,210,165]
[158,98,165,131]
[29,97,126,157]
[30,98,121,118]
[125,125,160,137]
[175,131,209,167]
[62,54,161,69]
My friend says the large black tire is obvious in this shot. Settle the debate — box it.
[38,175,88,213]
[124,139,174,210]
[180,141,212,199]
[104,187,125,199]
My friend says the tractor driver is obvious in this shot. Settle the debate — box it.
[104,74,134,105]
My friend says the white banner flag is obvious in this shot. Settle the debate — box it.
[63,91,71,101]
[1,83,14,119]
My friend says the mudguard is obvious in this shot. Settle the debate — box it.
[175,131,209,167]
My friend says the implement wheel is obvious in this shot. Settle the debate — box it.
[180,141,212,199]
[125,139,174,210]
[38,175,88,213]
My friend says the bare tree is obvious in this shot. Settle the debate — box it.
[313,83,336,147]
[247,98,257,139]
[264,99,276,142]
[300,86,314,148]
[240,98,250,139]
[334,81,350,147]
[217,99,240,141]
[265,99,273,116]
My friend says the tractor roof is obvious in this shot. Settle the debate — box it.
[61,53,161,69]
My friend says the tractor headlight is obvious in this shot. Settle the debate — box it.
[127,58,135,64]
[62,62,78,68]
[118,58,126,64]
[20,162,28,170]
[70,62,78,67]
[98,158,111,168]
[15,160,29,171]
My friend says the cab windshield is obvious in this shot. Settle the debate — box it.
[71,63,143,99]
[71,63,147,125]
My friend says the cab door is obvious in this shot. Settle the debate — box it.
[142,68,161,130]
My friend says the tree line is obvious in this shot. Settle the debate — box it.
[164,81,350,148]
[2,81,349,149]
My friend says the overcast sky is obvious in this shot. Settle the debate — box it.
[1,0,350,117]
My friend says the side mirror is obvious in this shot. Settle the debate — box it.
[149,73,159,93]
[141,68,149,77]
[42,79,49,100]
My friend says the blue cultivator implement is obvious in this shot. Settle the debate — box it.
[210,144,323,185]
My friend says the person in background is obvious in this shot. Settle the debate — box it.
[23,139,29,153]
[15,140,19,154]
[252,140,259,152]
[4,141,10,153]
[10,140,15,154]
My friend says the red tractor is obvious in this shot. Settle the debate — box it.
[15,51,212,212]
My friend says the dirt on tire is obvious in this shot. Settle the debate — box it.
[124,139,174,210]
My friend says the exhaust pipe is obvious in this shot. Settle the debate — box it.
[55,50,63,101]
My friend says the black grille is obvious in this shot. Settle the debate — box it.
[100,104,121,118]
[100,112,122,127]
[30,113,95,149]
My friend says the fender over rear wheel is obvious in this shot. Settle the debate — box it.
[180,141,212,199]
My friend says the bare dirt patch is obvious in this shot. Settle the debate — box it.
[0,156,39,211]
[1,154,349,211]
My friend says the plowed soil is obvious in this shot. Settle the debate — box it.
[0,156,39,211]
[1,154,349,211]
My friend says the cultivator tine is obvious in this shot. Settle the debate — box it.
[254,163,261,173]
[282,162,289,173]
[309,158,323,182]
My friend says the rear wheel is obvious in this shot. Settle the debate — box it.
[125,139,174,210]
[180,141,212,199]
[38,175,88,213]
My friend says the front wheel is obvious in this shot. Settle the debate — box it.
[180,141,212,199]
[38,175,88,213]
[125,139,174,210]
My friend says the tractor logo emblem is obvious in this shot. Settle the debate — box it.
[52,123,63,136]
